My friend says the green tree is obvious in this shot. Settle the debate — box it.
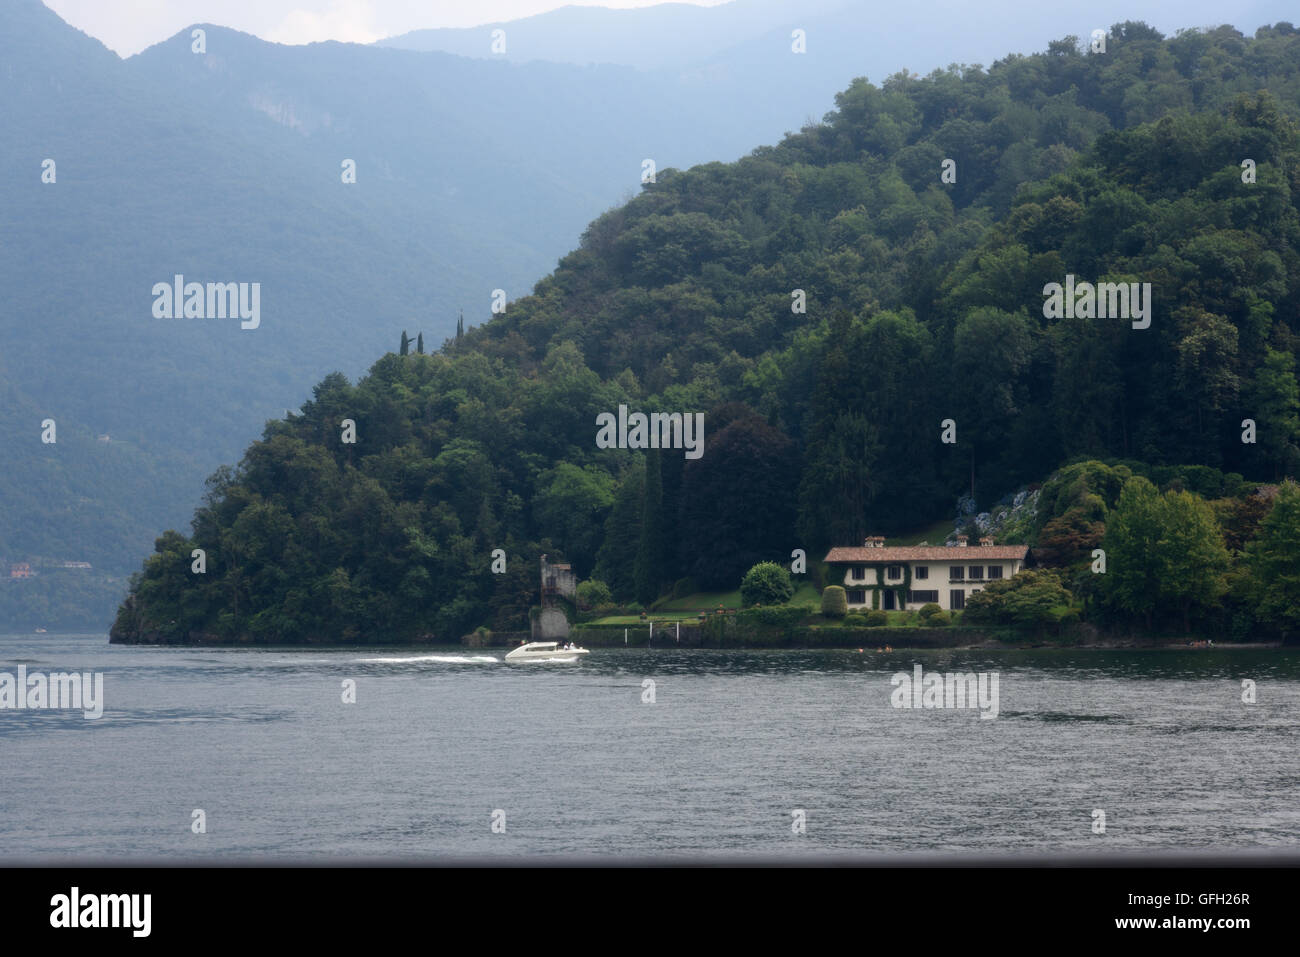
[595,465,644,600]
[950,306,1034,498]
[1099,476,1229,632]
[1098,476,1166,630]
[575,579,614,610]
[1154,489,1231,632]
[740,562,794,607]
[1243,480,1300,640]
[1244,349,1300,479]
[1173,309,1239,465]
[633,449,665,605]
[680,405,797,589]
[797,412,881,548]
[964,569,1074,627]
[533,463,615,574]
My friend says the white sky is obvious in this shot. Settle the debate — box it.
[42,0,730,57]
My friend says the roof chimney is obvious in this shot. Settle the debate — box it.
[955,534,968,547]
[979,536,993,547]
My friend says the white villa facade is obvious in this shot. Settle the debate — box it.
[823,536,1030,612]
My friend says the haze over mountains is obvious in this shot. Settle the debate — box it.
[2,0,1298,629]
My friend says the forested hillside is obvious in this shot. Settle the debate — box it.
[112,22,1300,644]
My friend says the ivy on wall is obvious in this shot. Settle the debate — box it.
[842,561,911,611]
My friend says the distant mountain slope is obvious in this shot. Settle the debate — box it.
[0,0,844,629]
[376,1,838,70]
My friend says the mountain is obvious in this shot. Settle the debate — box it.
[379,0,1300,144]
[376,1,841,70]
[0,0,847,629]
[109,21,1300,646]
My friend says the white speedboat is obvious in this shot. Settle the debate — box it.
[505,641,590,662]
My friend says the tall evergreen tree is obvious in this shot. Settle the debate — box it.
[399,331,409,355]
[633,449,665,605]
[416,332,424,355]
[680,406,797,589]
[595,465,645,600]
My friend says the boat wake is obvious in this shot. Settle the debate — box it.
[355,655,499,664]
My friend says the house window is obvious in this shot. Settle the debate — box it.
[908,590,939,604]
[886,565,903,581]
[949,565,965,582]
[915,566,929,580]
[847,589,866,605]
[968,566,983,580]
[950,590,965,610]
[987,565,1003,580]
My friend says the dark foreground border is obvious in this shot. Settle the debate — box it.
[1,853,1293,945]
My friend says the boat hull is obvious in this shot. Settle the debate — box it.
[505,643,590,662]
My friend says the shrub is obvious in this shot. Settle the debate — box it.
[918,602,943,622]
[865,610,888,627]
[624,601,644,615]
[575,579,613,610]
[964,569,1074,627]
[928,613,949,627]
[741,562,795,607]
[844,613,869,626]
[821,585,848,618]
[737,605,808,628]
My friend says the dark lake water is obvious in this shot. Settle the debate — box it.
[2,633,1298,860]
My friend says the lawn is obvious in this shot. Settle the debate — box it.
[590,613,703,625]
[653,589,742,611]
[589,581,823,625]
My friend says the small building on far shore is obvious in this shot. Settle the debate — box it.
[823,536,1029,612]
[533,555,575,640]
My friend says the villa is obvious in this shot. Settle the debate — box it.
[823,535,1030,612]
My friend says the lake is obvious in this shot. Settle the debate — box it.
[2,633,1298,859]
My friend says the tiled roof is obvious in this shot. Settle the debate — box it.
[824,545,1029,563]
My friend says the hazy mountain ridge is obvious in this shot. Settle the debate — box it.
[0,0,836,627]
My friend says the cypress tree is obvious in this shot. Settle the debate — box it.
[456,312,464,341]
[416,332,424,354]
[633,449,664,605]
[595,465,644,600]
[399,331,409,355]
